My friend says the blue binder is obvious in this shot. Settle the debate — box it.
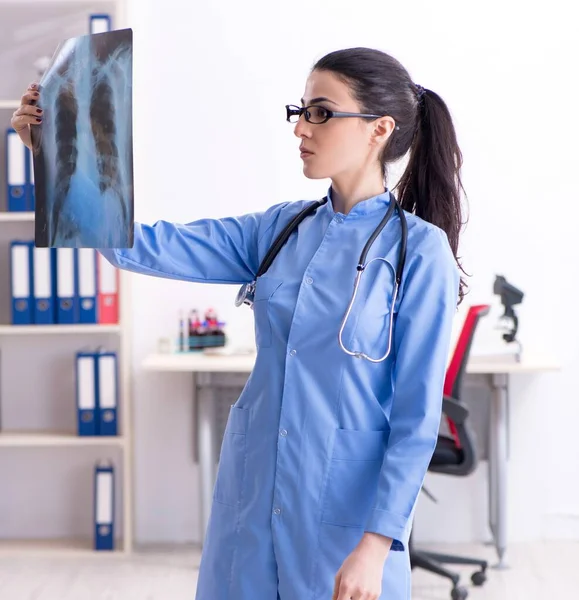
[32,247,56,325]
[27,147,35,211]
[75,352,97,436]
[56,248,77,324]
[94,461,115,551]
[6,129,28,211]
[96,351,118,436]
[76,249,97,323]
[90,13,112,34]
[10,241,33,325]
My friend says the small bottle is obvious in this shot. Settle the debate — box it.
[189,310,204,350]
[205,308,218,334]
[179,310,186,352]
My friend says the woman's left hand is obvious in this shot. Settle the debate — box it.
[332,533,392,600]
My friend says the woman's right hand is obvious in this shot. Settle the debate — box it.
[10,82,43,150]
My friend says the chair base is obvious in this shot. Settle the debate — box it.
[410,548,488,600]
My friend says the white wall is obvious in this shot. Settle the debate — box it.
[122,0,579,545]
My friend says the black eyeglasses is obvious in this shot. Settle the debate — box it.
[285,104,384,125]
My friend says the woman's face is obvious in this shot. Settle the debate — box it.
[293,69,393,181]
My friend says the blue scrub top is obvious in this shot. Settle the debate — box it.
[99,187,460,600]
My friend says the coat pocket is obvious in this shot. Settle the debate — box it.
[213,405,250,507]
[252,276,283,349]
[321,428,388,528]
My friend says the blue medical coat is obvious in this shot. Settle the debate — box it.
[99,188,460,599]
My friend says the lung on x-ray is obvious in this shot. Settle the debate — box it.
[31,28,134,248]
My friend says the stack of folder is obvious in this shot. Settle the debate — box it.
[10,243,119,325]
[76,349,119,437]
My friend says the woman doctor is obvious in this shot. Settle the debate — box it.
[12,47,466,600]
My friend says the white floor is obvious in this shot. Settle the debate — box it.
[411,540,579,599]
[0,541,577,599]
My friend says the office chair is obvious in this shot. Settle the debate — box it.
[409,304,491,600]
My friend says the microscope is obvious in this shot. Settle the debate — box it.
[493,275,524,358]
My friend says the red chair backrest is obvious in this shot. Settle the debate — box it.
[443,304,490,448]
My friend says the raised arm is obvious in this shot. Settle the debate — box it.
[98,202,291,285]
[9,84,293,286]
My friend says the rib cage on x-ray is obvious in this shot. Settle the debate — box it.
[90,76,125,205]
[33,29,133,248]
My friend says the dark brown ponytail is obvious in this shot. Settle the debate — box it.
[394,86,468,303]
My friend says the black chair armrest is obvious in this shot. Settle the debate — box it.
[442,396,468,425]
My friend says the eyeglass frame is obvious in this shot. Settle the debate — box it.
[285,103,386,125]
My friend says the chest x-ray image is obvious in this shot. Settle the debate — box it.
[32,28,134,248]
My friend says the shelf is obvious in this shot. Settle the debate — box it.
[0,100,19,110]
[0,538,127,557]
[0,432,126,447]
[0,211,34,222]
[0,324,121,335]
[143,350,257,373]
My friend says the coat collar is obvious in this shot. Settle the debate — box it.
[325,186,393,218]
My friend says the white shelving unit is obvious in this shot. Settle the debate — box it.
[0,324,121,335]
[0,538,130,558]
[0,211,34,222]
[0,0,134,557]
[0,432,127,447]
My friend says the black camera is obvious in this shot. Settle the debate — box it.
[493,275,524,343]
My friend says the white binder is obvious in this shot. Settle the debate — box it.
[77,249,97,323]
[76,352,97,436]
[97,352,118,436]
[10,241,33,324]
[32,247,55,324]
[90,14,111,34]
[56,248,76,324]
[94,461,115,550]
[6,129,28,211]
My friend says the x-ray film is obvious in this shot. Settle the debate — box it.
[31,28,134,248]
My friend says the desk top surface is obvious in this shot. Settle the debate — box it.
[142,349,561,375]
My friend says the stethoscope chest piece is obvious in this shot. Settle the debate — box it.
[235,281,256,308]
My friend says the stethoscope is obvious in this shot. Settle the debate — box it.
[235,193,407,363]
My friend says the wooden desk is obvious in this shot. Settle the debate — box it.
[143,350,560,567]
